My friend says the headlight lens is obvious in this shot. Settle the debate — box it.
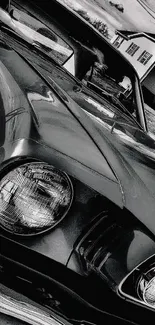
[0,162,73,236]
[137,267,155,306]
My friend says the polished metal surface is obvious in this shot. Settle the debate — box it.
[0,283,71,325]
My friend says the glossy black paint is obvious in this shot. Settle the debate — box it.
[1,6,155,325]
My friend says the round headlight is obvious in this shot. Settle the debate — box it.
[137,267,155,307]
[0,162,73,236]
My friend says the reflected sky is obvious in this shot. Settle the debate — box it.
[59,0,155,37]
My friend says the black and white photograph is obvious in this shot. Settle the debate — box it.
[1,0,155,324]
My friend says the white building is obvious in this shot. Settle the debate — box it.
[111,30,155,81]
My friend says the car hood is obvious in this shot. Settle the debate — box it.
[82,110,155,233]
[1,41,155,236]
[32,71,155,238]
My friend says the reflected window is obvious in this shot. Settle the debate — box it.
[113,36,124,48]
[137,51,152,65]
[126,42,140,56]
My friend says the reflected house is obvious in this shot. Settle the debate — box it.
[111,30,155,110]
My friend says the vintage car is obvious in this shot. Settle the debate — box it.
[1,2,155,325]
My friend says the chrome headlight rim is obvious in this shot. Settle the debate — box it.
[137,266,155,306]
[118,254,155,311]
[0,160,74,237]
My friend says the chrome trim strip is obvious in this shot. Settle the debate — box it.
[0,291,66,325]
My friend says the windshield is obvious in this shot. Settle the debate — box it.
[0,7,73,65]
[82,48,137,117]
